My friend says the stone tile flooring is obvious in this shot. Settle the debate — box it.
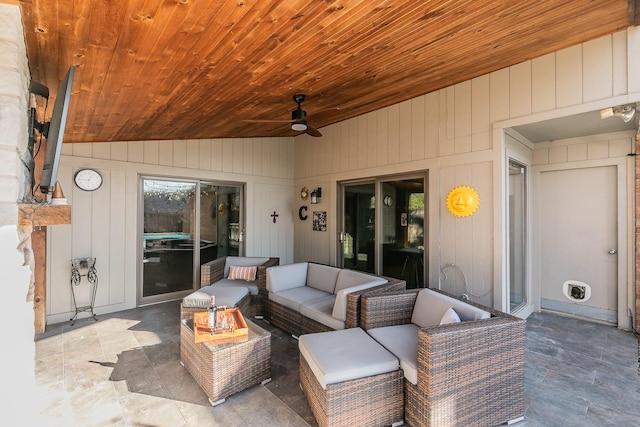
[34,301,639,426]
[522,311,640,426]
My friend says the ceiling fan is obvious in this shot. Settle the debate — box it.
[244,94,338,137]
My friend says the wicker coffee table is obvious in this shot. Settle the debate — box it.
[180,317,271,406]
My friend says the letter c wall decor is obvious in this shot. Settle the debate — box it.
[298,205,308,220]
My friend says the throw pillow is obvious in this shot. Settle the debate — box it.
[439,307,461,325]
[228,265,257,281]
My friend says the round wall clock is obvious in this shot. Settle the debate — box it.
[74,168,103,191]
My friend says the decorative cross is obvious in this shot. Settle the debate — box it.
[271,211,279,223]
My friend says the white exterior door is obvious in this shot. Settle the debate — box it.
[539,166,619,324]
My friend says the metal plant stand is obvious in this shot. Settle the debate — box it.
[70,257,98,325]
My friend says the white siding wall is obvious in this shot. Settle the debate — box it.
[294,28,640,308]
[532,134,633,166]
[47,137,294,324]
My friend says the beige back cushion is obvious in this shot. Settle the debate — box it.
[411,288,490,328]
[306,263,341,294]
[334,269,385,293]
[266,262,309,293]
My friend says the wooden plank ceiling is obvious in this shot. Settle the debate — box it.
[19,0,634,143]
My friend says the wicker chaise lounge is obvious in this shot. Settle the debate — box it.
[360,288,526,427]
[180,256,279,321]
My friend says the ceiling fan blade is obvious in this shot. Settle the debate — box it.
[304,125,322,137]
[243,118,296,123]
[305,107,341,121]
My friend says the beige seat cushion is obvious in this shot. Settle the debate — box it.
[367,324,419,385]
[299,327,399,389]
[212,278,259,295]
[268,286,330,312]
[300,295,343,330]
[182,286,249,308]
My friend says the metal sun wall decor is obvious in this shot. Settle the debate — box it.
[446,185,480,218]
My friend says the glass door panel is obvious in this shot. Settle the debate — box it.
[380,178,425,288]
[214,186,241,257]
[508,160,526,311]
[342,182,375,273]
[199,183,219,266]
[142,179,197,299]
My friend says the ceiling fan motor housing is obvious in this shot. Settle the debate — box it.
[291,97,308,130]
[291,108,307,121]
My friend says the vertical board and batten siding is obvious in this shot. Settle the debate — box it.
[46,137,294,324]
[293,28,638,308]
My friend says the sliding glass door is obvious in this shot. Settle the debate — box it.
[340,174,426,288]
[342,182,376,273]
[140,178,242,305]
[379,178,425,288]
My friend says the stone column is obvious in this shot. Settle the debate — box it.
[0,3,37,425]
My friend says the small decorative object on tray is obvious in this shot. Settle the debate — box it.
[193,307,248,344]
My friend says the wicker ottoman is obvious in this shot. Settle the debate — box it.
[180,286,251,321]
[180,317,271,406]
[299,327,404,427]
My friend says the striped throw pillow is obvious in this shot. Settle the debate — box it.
[228,265,257,281]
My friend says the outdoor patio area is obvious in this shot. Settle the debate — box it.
[33,300,640,426]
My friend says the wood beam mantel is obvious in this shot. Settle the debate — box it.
[18,203,71,226]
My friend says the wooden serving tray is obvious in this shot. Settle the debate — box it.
[193,308,248,344]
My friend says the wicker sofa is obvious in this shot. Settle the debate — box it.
[360,288,526,427]
[180,256,279,321]
[265,262,406,337]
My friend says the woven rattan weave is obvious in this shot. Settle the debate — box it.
[361,288,526,427]
[299,352,404,427]
[180,317,271,405]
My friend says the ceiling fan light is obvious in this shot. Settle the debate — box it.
[292,122,307,131]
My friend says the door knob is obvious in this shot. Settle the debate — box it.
[608,249,617,255]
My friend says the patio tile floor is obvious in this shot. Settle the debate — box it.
[34,300,640,426]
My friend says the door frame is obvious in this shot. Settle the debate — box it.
[505,132,535,319]
[337,172,428,280]
[137,175,245,306]
[531,157,631,329]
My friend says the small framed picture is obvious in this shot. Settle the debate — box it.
[401,212,408,227]
[313,211,327,232]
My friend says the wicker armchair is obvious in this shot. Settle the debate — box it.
[361,288,526,427]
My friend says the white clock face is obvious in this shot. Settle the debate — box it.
[74,169,102,191]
